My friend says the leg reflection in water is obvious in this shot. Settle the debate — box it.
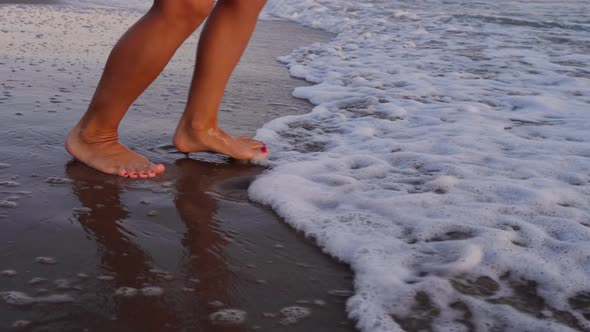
[173,157,261,331]
[67,161,176,331]
[66,159,260,331]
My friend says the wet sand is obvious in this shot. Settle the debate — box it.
[0,4,357,331]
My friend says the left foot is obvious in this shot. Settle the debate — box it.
[66,123,166,178]
[173,123,269,160]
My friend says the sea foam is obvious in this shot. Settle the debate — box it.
[250,0,590,331]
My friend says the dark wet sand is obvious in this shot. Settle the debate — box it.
[0,4,357,332]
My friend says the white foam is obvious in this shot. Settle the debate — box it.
[54,279,72,290]
[0,292,34,306]
[250,0,590,331]
[279,306,312,325]
[0,200,18,208]
[35,257,57,265]
[29,277,47,285]
[12,320,31,328]
[73,207,93,214]
[209,309,247,325]
[0,270,17,277]
[39,294,75,304]
[97,275,114,281]
[0,291,74,306]
[313,299,326,306]
[45,177,73,185]
[208,300,224,308]
[140,286,164,297]
[115,287,139,297]
[0,181,20,187]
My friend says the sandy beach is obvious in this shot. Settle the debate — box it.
[0,3,357,331]
[5,0,590,331]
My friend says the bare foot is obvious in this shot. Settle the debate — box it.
[173,123,269,160]
[65,124,165,178]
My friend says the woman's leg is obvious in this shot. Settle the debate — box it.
[173,0,269,160]
[66,0,214,178]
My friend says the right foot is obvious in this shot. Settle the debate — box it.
[173,124,269,161]
[65,124,165,178]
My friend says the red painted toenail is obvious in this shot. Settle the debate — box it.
[123,172,128,176]
[261,146,267,153]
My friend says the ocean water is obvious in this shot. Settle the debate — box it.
[254,1,590,331]
[33,0,590,331]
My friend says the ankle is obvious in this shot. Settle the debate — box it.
[75,125,119,144]
[182,117,218,132]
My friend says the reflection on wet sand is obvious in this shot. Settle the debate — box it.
[0,7,351,330]
[0,154,355,331]
[68,161,178,331]
[174,158,262,331]
[66,158,258,331]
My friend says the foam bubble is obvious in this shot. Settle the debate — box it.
[0,269,17,277]
[54,279,72,290]
[0,200,18,208]
[0,292,34,306]
[35,257,57,265]
[327,290,353,297]
[0,291,73,306]
[0,181,20,187]
[12,320,31,328]
[141,286,164,297]
[208,300,224,308]
[115,287,138,297]
[209,309,247,325]
[38,294,75,304]
[29,277,47,285]
[279,306,312,325]
[73,207,92,214]
[97,275,114,281]
[45,177,73,185]
[313,299,326,306]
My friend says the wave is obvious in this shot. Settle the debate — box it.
[251,0,590,331]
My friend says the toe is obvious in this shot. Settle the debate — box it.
[151,163,165,174]
[117,169,129,177]
[238,137,264,147]
[129,171,139,179]
[256,146,269,159]
[104,167,117,175]
[139,166,153,178]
